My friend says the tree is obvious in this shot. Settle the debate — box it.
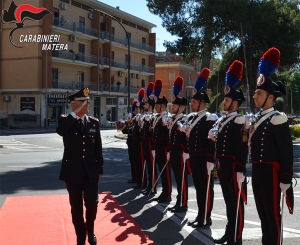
[148,0,300,112]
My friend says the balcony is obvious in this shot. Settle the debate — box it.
[111,34,155,54]
[111,59,154,74]
[100,57,110,66]
[52,51,98,67]
[52,17,98,40]
[52,80,98,91]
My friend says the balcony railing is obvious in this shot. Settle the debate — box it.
[100,31,110,40]
[52,79,144,94]
[52,80,98,90]
[111,34,127,46]
[52,17,98,37]
[111,60,154,73]
[76,23,97,37]
[100,57,110,66]
[112,34,154,53]
[52,51,97,64]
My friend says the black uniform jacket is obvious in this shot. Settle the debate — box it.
[250,109,293,183]
[57,114,104,184]
[207,112,248,173]
[187,111,218,156]
[169,113,188,153]
[151,112,169,149]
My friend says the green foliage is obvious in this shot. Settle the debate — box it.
[290,124,300,138]
[274,97,284,111]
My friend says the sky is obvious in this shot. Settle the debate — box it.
[100,0,177,51]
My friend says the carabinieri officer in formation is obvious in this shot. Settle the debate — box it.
[248,47,294,245]
[167,76,190,213]
[180,68,218,227]
[208,60,248,245]
[57,87,103,245]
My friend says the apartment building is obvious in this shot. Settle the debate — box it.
[155,51,202,113]
[0,0,156,128]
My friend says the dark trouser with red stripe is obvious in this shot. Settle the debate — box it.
[252,162,281,245]
[155,142,171,198]
[127,138,137,181]
[190,152,214,220]
[65,178,98,244]
[142,138,157,190]
[170,147,188,207]
[133,139,146,187]
[219,158,245,242]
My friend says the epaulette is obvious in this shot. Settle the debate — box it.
[234,115,245,124]
[270,112,287,125]
[60,114,67,117]
[206,113,218,121]
[88,116,99,122]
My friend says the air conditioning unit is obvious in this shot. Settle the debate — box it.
[69,35,76,42]
[88,13,94,19]
[2,95,11,102]
[131,73,136,78]
[118,71,123,77]
[136,74,140,79]
[60,2,67,10]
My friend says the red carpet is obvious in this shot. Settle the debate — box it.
[0,192,155,245]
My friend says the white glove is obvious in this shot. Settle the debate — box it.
[145,115,150,121]
[244,115,251,130]
[208,128,217,141]
[236,172,245,188]
[280,183,290,193]
[151,150,155,159]
[178,123,186,132]
[182,152,190,162]
[166,152,170,161]
[206,162,214,175]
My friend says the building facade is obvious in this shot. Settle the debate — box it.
[0,0,156,128]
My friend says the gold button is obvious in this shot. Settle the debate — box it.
[83,156,85,158]
[83,136,85,138]
[83,142,85,144]
[222,154,224,156]
[260,154,262,156]
[66,160,68,162]
[224,140,226,142]
[83,149,85,151]
[260,160,262,162]
[261,138,264,140]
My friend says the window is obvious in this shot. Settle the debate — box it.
[78,72,84,89]
[52,68,58,88]
[125,77,128,86]
[111,76,114,85]
[52,8,59,25]
[100,22,107,31]
[141,79,145,88]
[79,16,85,33]
[142,58,146,66]
[142,37,146,44]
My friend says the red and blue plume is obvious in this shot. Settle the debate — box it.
[195,68,210,91]
[258,47,280,77]
[173,76,184,97]
[137,88,146,102]
[154,79,162,97]
[225,60,243,88]
[131,100,138,112]
[147,82,155,97]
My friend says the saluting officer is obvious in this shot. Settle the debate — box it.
[180,68,218,227]
[56,87,103,245]
[132,89,147,189]
[151,79,172,203]
[116,99,139,184]
[140,82,158,195]
[167,76,190,213]
[208,60,248,245]
[249,47,293,245]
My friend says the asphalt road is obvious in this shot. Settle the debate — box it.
[0,130,299,245]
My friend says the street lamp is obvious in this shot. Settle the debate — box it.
[45,19,68,129]
[90,8,131,113]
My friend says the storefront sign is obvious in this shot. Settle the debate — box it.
[20,97,35,111]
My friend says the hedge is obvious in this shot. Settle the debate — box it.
[290,124,300,138]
